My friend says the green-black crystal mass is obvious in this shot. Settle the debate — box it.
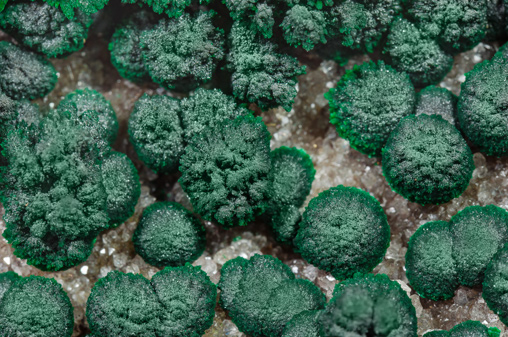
[179,114,272,229]
[384,18,453,87]
[326,61,415,157]
[86,264,216,337]
[0,275,74,337]
[128,94,184,173]
[382,114,474,205]
[423,320,501,337]
[281,310,322,337]
[109,10,158,83]
[0,41,57,100]
[406,0,487,53]
[228,22,306,112]
[458,55,508,157]
[405,220,458,301]
[415,86,458,128]
[294,185,390,279]
[0,1,92,58]
[281,5,327,51]
[58,88,119,145]
[319,273,417,337]
[406,205,508,300]
[1,111,108,271]
[218,254,326,337]
[179,88,252,141]
[483,243,508,327]
[140,11,225,91]
[122,0,210,18]
[101,151,141,225]
[268,146,315,244]
[326,0,400,53]
[133,201,206,268]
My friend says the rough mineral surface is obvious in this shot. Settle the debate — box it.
[0,26,506,337]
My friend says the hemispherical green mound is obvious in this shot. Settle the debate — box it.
[281,5,327,51]
[1,111,108,271]
[86,271,162,336]
[101,151,141,225]
[128,94,184,173]
[424,320,501,337]
[415,86,458,128]
[87,265,217,337]
[326,61,415,157]
[281,310,322,337]
[326,0,400,53]
[0,276,74,337]
[384,18,453,87]
[0,1,91,58]
[320,273,417,337]
[140,11,225,91]
[483,243,508,326]
[41,0,109,19]
[228,22,305,112]
[218,254,325,337]
[382,114,474,205]
[179,88,252,142]
[269,146,315,244]
[58,88,119,145]
[458,56,508,157]
[0,41,57,100]
[179,115,272,228]
[294,185,390,279]
[150,264,216,336]
[405,220,458,300]
[450,205,508,287]
[109,10,158,83]
[406,0,487,53]
[0,271,20,302]
[133,201,206,268]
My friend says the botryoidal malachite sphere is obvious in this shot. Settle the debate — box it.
[0,41,57,100]
[384,17,453,87]
[140,11,224,92]
[218,254,325,337]
[406,205,508,300]
[423,320,501,337]
[294,185,390,280]
[0,1,92,58]
[458,55,508,157]
[0,274,74,337]
[483,243,508,327]
[86,264,216,337]
[128,89,251,174]
[326,60,415,157]
[281,310,322,337]
[320,273,417,337]
[268,146,315,244]
[179,114,272,229]
[133,201,206,268]
[382,114,474,205]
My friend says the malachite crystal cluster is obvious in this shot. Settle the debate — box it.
[0,0,508,336]
[406,205,508,300]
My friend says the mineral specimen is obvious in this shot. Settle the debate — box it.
[86,265,216,337]
[294,185,390,279]
[382,114,474,205]
[133,201,206,267]
[326,61,415,157]
[218,254,325,336]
